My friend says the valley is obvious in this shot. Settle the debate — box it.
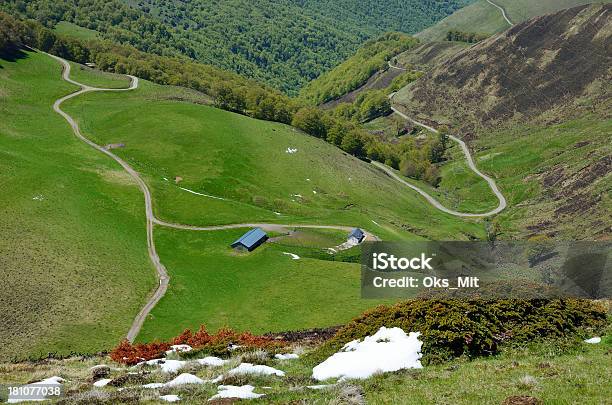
[0,2,610,403]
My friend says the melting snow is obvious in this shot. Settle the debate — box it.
[584,337,601,344]
[228,363,285,377]
[178,187,225,200]
[195,356,228,367]
[282,252,300,260]
[160,394,181,402]
[93,378,112,387]
[165,373,205,387]
[307,384,333,390]
[209,385,264,400]
[139,359,186,373]
[142,382,165,389]
[275,353,299,360]
[312,327,422,381]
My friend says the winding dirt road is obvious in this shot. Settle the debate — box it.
[486,0,513,26]
[47,53,378,342]
[381,106,507,217]
[49,48,506,341]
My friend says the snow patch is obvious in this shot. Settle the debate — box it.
[139,359,186,373]
[178,186,225,200]
[93,378,112,387]
[312,327,422,381]
[282,252,300,260]
[275,353,299,360]
[209,385,264,400]
[307,384,333,390]
[142,382,165,389]
[165,373,205,387]
[160,394,181,402]
[584,337,601,344]
[195,356,228,367]
[228,363,285,377]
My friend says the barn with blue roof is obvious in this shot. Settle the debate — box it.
[231,228,269,251]
[347,228,365,244]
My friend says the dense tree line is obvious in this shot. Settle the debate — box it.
[446,30,489,43]
[0,0,469,94]
[298,33,419,105]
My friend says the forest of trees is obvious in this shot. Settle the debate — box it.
[298,33,419,105]
[0,0,470,94]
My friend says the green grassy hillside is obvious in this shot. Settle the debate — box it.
[137,227,388,342]
[62,78,484,241]
[415,0,612,41]
[1,49,495,358]
[416,0,506,41]
[0,51,156,361]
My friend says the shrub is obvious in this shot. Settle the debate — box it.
[110,325,285,365]
[109,340,170,365]
[308,299,608,365]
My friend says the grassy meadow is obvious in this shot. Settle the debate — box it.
[67,61,131,89]
[137,227,390,342]
[62,79,486,241]
[0,51,156,361]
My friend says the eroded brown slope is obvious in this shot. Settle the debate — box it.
[394,3,611,134]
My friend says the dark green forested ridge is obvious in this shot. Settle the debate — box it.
[298,32,419,105]
[0,0,472,94]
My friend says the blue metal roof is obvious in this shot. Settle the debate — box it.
[231,228,268,249]
[349,228,365,240]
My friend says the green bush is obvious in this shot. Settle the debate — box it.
[308,299,608,365]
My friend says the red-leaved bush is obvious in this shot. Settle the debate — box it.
[110,340,170,365]
[110,325,283,365]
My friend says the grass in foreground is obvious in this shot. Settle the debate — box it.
[0,51,156,361]
[0,333,609,404]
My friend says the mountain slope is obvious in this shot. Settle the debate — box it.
[1,0,471,94]
[393,4,611,240]
[395,3,612,133]
[416,0,612,41]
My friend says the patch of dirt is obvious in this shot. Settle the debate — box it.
[564,156,611,193]
[264,326,341,343]
[554,193,600,216]
[501,396,542,405]
[574,140,590,148]
[174,176,183,184]
[541,166,565,189]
